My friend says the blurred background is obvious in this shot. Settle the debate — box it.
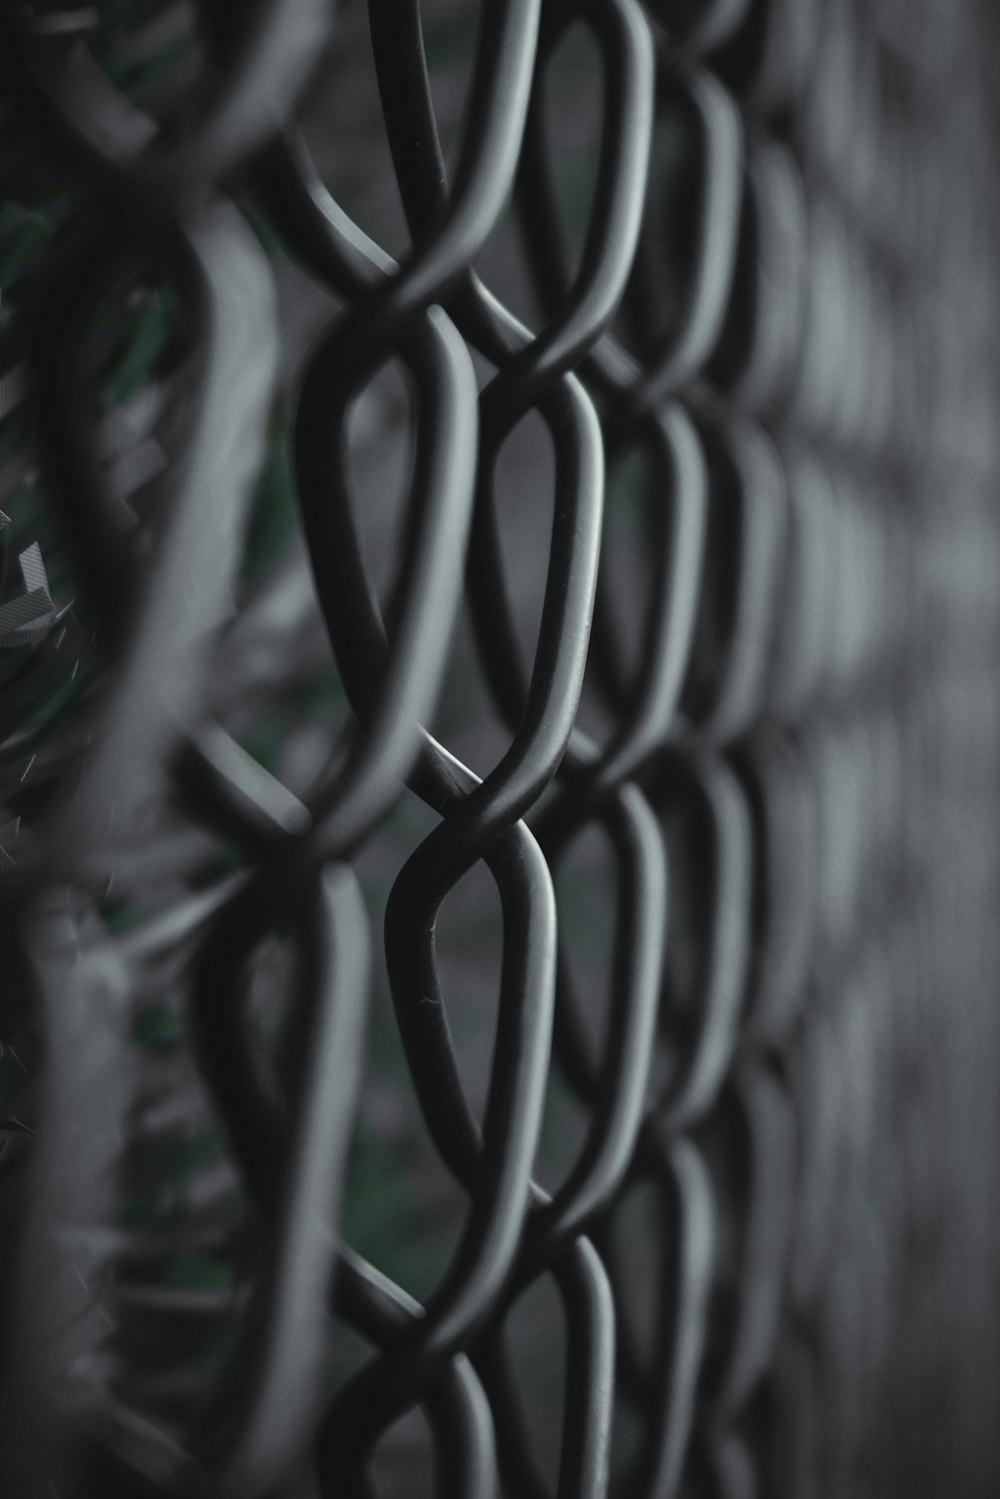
[4,0,1000,1495]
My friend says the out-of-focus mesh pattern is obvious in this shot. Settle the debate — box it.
[2,1,1000,1496]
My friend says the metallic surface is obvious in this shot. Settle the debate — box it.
[2,0,1000,1496]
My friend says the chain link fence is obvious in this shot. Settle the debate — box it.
[3,0,1000,1495]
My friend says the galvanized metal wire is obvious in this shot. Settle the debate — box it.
[3,0,1000,1495]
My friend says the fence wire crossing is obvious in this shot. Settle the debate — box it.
[3,0,1000,1496]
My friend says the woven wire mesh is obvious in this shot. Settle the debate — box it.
[3,0,1000,1495]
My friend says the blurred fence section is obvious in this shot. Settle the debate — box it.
[3,0,1000,1495]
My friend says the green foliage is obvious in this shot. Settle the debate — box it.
[243,416,300,579]
[161,1253,234,1291]
[102,289,177,407]
[0,201,62,293]
[131,1002,187,1047]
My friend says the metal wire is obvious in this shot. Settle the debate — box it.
[3,0,1000,1496]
